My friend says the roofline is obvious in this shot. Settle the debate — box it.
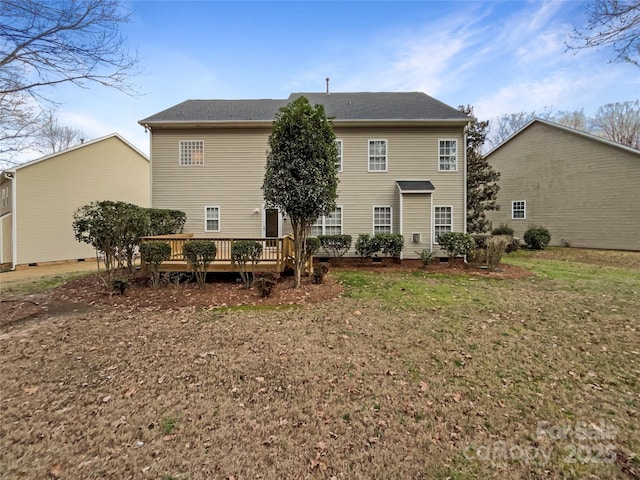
[5,133,149,173]
[139,118,472,128]
[486,118,640,157]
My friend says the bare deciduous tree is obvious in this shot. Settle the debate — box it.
[593,100,640,149]
[33,110,85,154]
[0,0,138,165]
[568,0,640,67]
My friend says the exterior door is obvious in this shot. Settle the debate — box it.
[265,208,279,238]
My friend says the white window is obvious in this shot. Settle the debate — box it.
[434,206,453,239]
[311,207,343,236]
[180,140,204,166]
[204,206,220,232]
[438,139,458,171]
[368,139,387,172]
[1,187,7,208]
[373,206,392,234]
[335,139,343,173]
[512,201,526,219]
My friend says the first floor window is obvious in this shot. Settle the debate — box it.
[373,206,392,234]
[434,206,452,239]
[439,139,457,171]
[512,201,526,219]
[205,206,220,231]
[368,139,387,171]
[311,207,343,236]
[180,140,204,165]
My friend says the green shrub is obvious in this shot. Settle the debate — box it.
[506,237,520,253]
[182,240,217,287]
[415,249,435,266]
[305,237,321,260]
[355,234,379,258]
[112,278,129,295]
[376,233,404,258]
[147,209,186,236]
[523,226,551,250]
[491,224,514,236]
[318,234,352,262]
[140,241,171,288]
[311,265,329,284]
[255,272,278,297]
[437,232,475,261]
[487,235,510,271]
[231,240,263,288]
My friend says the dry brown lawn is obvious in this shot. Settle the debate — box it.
[0,248,638,479]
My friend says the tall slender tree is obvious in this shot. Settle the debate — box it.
[460,105,501,234]
[263,96,338,288]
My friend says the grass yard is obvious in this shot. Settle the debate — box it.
[0,248,638,479]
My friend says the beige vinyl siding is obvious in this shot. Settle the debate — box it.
[151,125,466,257]
[1,213,11,266]
[15,136,150,265]
[401,194,432,259]
[486,121,640,251]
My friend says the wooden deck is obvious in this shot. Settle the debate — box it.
[140,234,304,273]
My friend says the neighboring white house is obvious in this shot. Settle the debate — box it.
[0,134,150,270]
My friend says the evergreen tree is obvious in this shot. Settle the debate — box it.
[460,105,501,233]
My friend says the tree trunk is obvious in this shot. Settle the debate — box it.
[291,219,308,288]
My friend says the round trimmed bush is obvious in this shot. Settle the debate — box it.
[491,224,514,236]
[523,226,551,250]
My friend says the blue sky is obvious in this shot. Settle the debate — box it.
[47,0,639,159]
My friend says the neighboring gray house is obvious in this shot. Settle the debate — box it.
[486,118,640,251]
[139,92,472,259]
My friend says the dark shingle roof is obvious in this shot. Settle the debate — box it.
[396,180,436,192]
[140,92,470,124]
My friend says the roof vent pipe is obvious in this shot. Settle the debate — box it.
[326,77,330,95]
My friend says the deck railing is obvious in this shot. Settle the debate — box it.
[140,234,296,272]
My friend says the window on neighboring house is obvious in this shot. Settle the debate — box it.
[335,139,343,173]
[368,139,387,172]
[512,201,526,219]
[204,206,220,232]
[180,140,204,166]
[373,206,392,234]
[311,207,343,236]
[438,139,457,171]
[1,187,7,208]
[434,206,453,239]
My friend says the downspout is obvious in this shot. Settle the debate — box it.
[145,124,153,208]
[463,122,470,265]
[396,183,403,261]
[4,171,17,270]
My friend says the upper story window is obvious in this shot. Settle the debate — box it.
[335,139,343,173]
[1,187,8,208]
[205,206,220,232]
[311,207,343,236]
[512,201,526,219]
[373,206,392,234]
[368,139,387,172]
[434,206,453,239]
[438,139,458,171]
[180,140,204,166]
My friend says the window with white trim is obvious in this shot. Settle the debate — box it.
[335,139,343,173]
[311,207,343,236]
[204,206,220,232]
[1,187,8,208]
[434,206,453,239]
[512,201,526,219]
[368,139,387,172]
[438,139,457,171]
[180,140,204,166]
[373,206,392,234]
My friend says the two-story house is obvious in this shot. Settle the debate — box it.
[0,134,149,271]
[139,92,471,259]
